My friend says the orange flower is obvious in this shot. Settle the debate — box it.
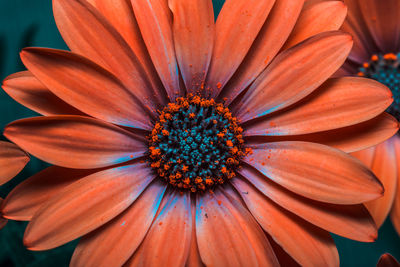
[0,0,396,266]
[337,0,400,237]
[377,253,400,267]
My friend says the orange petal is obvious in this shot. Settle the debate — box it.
[126,189,192,266]
[195,187,279,266]
[2,71,83,116]
[377,253,400,267]
[244,77,393,136]
[237,166,378,242]
[131,0,180,101]
[219,0,304,105]
[206,0,276,98]
[53,0,164,107]
[233,178,339,267]
[70,180,167,267]
[186,199,205,267]
[245,141,383,204]
[4,116,146,169]
[233,31,353,123]
[169,0,214,94]
[356,138,398,228]
[85,0,165,102]
[391,137,400,236]
[245,113,399,153]
[282,1,347,50]
[267,236,301,267]
[359,0,400,53]
[24,163,154,250]
[21,48,152,130]
[2,166,97,221]
[0,198,7,230]
[0,141,29,185]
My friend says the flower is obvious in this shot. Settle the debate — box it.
[377,253,400,267]
[0,141,29,229]
[0,0,396,266]
[338,0,400,236]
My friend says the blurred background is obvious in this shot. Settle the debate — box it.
[0,0,399,266]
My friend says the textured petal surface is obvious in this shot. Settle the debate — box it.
[21,48,152,130]
[359,0,400,53]
[127,190,192,267]
[377,253,400,267]
[219,0,304,104]
[53,0,164,107]
[353,137,398,228]
[196,187,279,267]
[233,31,353,122]
[234,179,339,267]
[244,77,393,136]
[2,71,83,116]
[391,136,400,236]
[237,165,378,242]
[0,141,29,185]
[1,166,96,221]
[4,116,146,169]
[245,113,399,153]
[0,198,7,230]
[24,163,154,250]
[186,200,204,267]
[245,141,383,204]
[283,1,347,50]
[71,180,166,267]
[85,0,164,100]
[169,0,214,94]
[206,0,276,98]
[131,0,179,101]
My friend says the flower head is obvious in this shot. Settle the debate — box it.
[0,0,396,266]
[338,0,400,236]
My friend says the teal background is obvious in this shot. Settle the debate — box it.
[0,0,399,266]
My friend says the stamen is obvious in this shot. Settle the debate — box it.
[148,94,250,192]
[358,53,400,119]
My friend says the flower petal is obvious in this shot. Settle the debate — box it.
[233,179,339,267]
[53,0,165,107]
[245,113,399,153]
[23,163,154,250]
[377,254,400,267]
[85,0,165,101]
[0,198,7,230]
[391,137,400,236]
[169,0,214,94]
[233,31,353,123]
[131,0,180,101]
[0,141,29,185]
[126,189,192,267]
[353,137,398,228]
[237,165,378,242]
[186,199,204,267]
[4,116,146,169]
[282,1,347,50]
[70,180,166,267]
[245,141,383,204]
[359,0,400,53]
[2,71,83,116]
[205,0,276,98]
[244,77,393,136]
[218,0,304,104]
[1,166,96,221]
[195,187,279,266]
[21,48,153,130]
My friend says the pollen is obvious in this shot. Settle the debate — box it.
[147,95,249,192]
[358,53,400,120]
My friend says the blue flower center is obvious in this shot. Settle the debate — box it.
[358,53,400,119]
[148,95,249,192]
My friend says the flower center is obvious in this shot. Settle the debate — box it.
[148,95,249,192]
[358,53,400,119]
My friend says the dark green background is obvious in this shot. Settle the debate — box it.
[0,0,399,266]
